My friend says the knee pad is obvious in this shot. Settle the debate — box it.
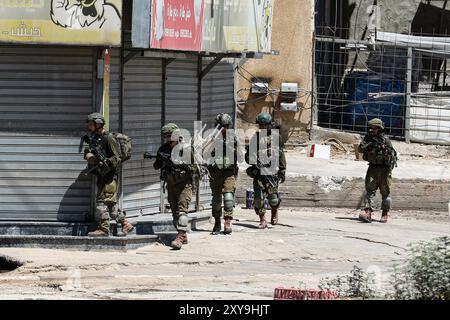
[382,197,392,210]
[268,193,280,208]
[211,194,222,211]
[178,214,189,228]
[223,192,235,212]
[255,207,265,216]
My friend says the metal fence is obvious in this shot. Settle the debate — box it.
[314,27,450,145]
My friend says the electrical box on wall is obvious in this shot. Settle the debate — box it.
[281,82,298,93]
[280,102,298,112]
[251,82,269,94]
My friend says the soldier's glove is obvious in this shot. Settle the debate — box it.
[85,152,98,166]
[278,170,286,184]
[104,159,113,167]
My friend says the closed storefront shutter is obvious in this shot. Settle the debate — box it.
[0,47,95,221]
[165,59,208,211]
[166,59,198,133]
[121,56,163,217]
[200,60,236,211]
[202,60,235,125]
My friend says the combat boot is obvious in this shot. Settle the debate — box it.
[87,229,109,237]
[258,215,268,229]
[380,210,389,223]
[359,209,373,223]
[223,217,233,235]
[117,220,134,237]
[171,231,187,250]
[211,217,221,235]
[271,208,279,225]
[88,219,110,237]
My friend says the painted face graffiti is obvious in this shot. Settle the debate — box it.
[51,0,121,30]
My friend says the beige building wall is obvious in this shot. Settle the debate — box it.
[236,0,314,143]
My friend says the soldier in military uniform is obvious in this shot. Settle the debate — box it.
[358,118,398,223]
[84,113,134,237]
[245,112,286,229]
[154,123,194,250]
[207,113,241,235]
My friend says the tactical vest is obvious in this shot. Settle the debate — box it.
[159,144,194,184]
[209,137,238,172]
[364,136,394,167]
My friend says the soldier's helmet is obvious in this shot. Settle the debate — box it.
[215,113,233,127]
[256,112,272,125]
[368,118,385,130]
[86,113,105,125]
[161,123,179,135]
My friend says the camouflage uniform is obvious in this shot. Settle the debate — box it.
[359,134,394,211]
[358,118,397,223]
[246,134,286,213]
[85,133,127,233]
[153,142,194,233]
[208,130,241,234]
[245,113,287,227]
[84,113,134,237]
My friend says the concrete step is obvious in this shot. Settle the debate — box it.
[131,211,211,235]
[0,222,96,236]
[0,235,158,251]
[0,211,212,237]
[0,211,212,250]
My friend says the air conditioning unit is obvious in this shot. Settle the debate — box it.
[280,102,298,112]
[281,82,298,93]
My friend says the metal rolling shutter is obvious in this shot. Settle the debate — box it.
[0,47,94,221]
[109,49,121,133]
[202,60,235,125]
[165,59,211,211]
[200,60,236,211]
[166,59,198,133]
[121,56,163,217]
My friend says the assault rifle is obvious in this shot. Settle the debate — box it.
[370,136,398,170]
[246,149,279,189]
[79,134,111,176]
[143,151,172,215]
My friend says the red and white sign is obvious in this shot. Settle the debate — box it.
[307,144,331,160]
[151,0,204,51]
[274,288,338,300]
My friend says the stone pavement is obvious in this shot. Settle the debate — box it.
[0,207,448,300]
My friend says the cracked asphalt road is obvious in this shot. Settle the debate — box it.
[0,207,448,300]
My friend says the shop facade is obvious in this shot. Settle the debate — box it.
[0,0,265,222]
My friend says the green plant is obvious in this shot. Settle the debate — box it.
[390,236,450,300]
[319,266,376,299]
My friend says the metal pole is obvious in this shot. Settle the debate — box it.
[160,59,168,214]
[405,47,413,143]
[312,31,318,128]
[195,55,202,212]
[102,48,111,131]
[119,43,125,212]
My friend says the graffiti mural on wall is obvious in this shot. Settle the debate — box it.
[51,0,121,29]
[0,0,122,45]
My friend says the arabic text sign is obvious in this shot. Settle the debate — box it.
[151,0,204,51]
[0,0,122,46]
[202,0,273,53]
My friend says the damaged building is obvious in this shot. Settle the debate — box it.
[314,0,450,144]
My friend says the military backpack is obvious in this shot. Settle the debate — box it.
[109,133,132,162]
